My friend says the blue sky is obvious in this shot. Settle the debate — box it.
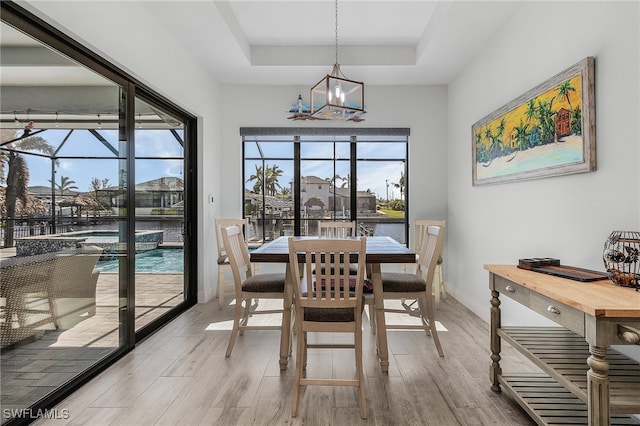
[16,129,405,200]
[18,128,183,192]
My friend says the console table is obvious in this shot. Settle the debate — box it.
[486,264,640,426]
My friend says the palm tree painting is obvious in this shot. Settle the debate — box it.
[472,57,595,185]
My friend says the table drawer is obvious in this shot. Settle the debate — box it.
[493,276,530,306]
[530,292,585,335]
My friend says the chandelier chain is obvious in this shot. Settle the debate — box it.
[334,0,339,66]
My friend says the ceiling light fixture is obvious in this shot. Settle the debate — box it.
[288,0,365,122]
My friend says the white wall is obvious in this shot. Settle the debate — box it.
[23,0,222,303]
[447,0,639,359]
[218,84,449,226]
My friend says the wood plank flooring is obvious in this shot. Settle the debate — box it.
[1,272,183,417]
[29,294,538,425]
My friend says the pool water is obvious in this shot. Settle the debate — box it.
[96,248,184,273]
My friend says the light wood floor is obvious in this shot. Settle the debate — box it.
[1,273,184,416]
[30,294,538,426]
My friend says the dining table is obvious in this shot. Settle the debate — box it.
[250,235,416,372]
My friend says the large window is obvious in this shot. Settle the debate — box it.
[242,128,409,244]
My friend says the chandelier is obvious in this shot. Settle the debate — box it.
[288,0,365,122]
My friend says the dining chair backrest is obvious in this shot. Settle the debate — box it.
[288,236,367,309]
[215,218,248,259]
[318,221,357,238]
[413,219,445,253]
[221,225,253,288]
[416,225,445,285]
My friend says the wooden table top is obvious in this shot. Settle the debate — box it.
[250,236,415,264]
[485,264,640,318]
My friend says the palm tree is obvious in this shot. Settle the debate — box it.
[570,106,582,135]
[512,119,530,151]
[265,165,283,196]
[475,130,488,163]
[0,129,54,247]
[279,187,291,198]
[246,164,264,194]
[556,80,576,112]
[536,99,556,144]
[50,175,79,195]
[392,171,405,201]
[525,99,537,124]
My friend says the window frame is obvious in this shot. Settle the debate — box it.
[241,128,410,244]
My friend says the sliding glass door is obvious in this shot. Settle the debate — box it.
[0,4,196,423]
[134,97,186,331]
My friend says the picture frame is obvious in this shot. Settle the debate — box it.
[472,57,595,186]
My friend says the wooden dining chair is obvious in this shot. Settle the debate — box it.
[317,220,375,324]
[381,225,446,357]
[221,225,287,357]
[403,219,447,308]
[215,218,249,309]
[287,236,368,419]
[318,220,356,237]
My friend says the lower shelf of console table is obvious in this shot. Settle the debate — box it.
[498,327,640,425]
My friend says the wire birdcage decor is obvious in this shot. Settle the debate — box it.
[603,231,640,290]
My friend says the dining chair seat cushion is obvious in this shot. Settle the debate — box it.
[241,273,286,293]
[217,255,229,265]
[381,272,427,293]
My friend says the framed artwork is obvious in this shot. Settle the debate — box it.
[472,57,595,186]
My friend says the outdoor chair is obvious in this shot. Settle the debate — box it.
[287,236,368,419]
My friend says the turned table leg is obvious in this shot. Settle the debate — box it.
[490,289,502,392]
[587,344,610,426]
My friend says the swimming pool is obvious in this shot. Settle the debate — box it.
[96,247,184,273]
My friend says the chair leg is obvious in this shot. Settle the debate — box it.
[439,264,447,299]
[240,298,251,335]
[355,321,368,419]
[217,265,225,309]
[367,304,376,332]
[419,293,444,357]
[433,274,441,310]
[302,331,308,370]
[434,264,445,309]
[291,323,305,417]
[225,296,243,357]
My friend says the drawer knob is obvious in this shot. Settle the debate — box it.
[618,325,640,345]
[547,305,561,315]
[505,285,515,292]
